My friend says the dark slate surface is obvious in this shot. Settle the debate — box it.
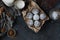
[0,0,60,40]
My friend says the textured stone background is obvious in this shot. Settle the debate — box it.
[0,0,60,40]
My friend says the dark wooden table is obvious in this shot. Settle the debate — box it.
[0,0,60,40]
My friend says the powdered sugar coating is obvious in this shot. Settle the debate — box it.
[32,9,39,15]
[27,20,33,26]
[33,14,39,21]
[26,12,33,19]
[34,21,40,27]
[40,13,46,20]
[50,11,59,20]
